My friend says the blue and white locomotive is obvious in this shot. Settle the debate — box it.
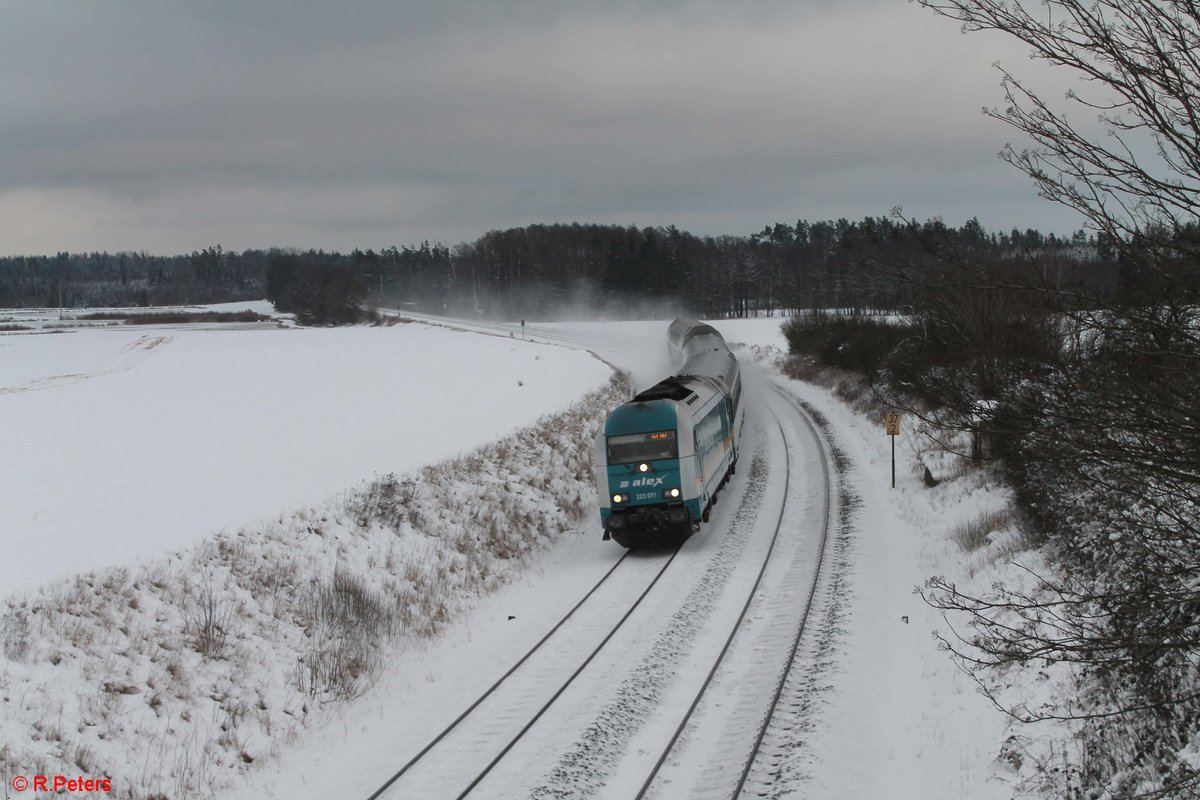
[594,319,744,547]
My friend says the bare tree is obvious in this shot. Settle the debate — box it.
[919,1,1200,244]
[911,1,1200,796]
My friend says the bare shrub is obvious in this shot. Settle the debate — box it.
[295,568,389,701]
[180,575,235,658]
[349,473,417,530]
[782,312,910,377]
[1,604,32,661]
[372,315,413,327]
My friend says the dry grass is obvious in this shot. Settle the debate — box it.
[780,354,877,417]
[951,509,1013,552]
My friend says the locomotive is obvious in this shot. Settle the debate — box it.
[594,319,744,547]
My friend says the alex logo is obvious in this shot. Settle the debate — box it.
[618,476,665,488]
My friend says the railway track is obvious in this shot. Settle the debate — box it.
[364,546,678,799]
[627,384,834,800]
[362,317,839,799]
[732,385,839,796]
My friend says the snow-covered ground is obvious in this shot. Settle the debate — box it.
[1,308,1022,798]
[772,375,1016,798]
[0,314,610,593]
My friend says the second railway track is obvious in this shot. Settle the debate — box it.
[622,380,837,800]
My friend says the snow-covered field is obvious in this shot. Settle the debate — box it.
[1,312,609,593]
[1,307,1024,798]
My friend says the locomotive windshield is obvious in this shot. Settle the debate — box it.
[607,430,677,463]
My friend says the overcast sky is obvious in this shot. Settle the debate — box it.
[0,1,1089,255]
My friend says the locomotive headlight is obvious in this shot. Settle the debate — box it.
[612,493,624,504]
[668,488,681,499]
[638,463,650,473]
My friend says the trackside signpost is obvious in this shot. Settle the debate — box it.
[886,412,900,488]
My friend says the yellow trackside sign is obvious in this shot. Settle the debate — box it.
[886,413,900,436]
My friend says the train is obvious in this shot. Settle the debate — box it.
[593,319,744,547]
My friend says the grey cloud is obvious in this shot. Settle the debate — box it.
[0,0,1086,254]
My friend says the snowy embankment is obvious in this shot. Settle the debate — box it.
[0,366,625,799]
[761,349,1027,798]
[1,315,617,797]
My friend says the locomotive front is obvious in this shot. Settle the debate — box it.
[594,397,696,547]
[594,318,741,548]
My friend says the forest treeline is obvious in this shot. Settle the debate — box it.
[0,218,1123,322]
